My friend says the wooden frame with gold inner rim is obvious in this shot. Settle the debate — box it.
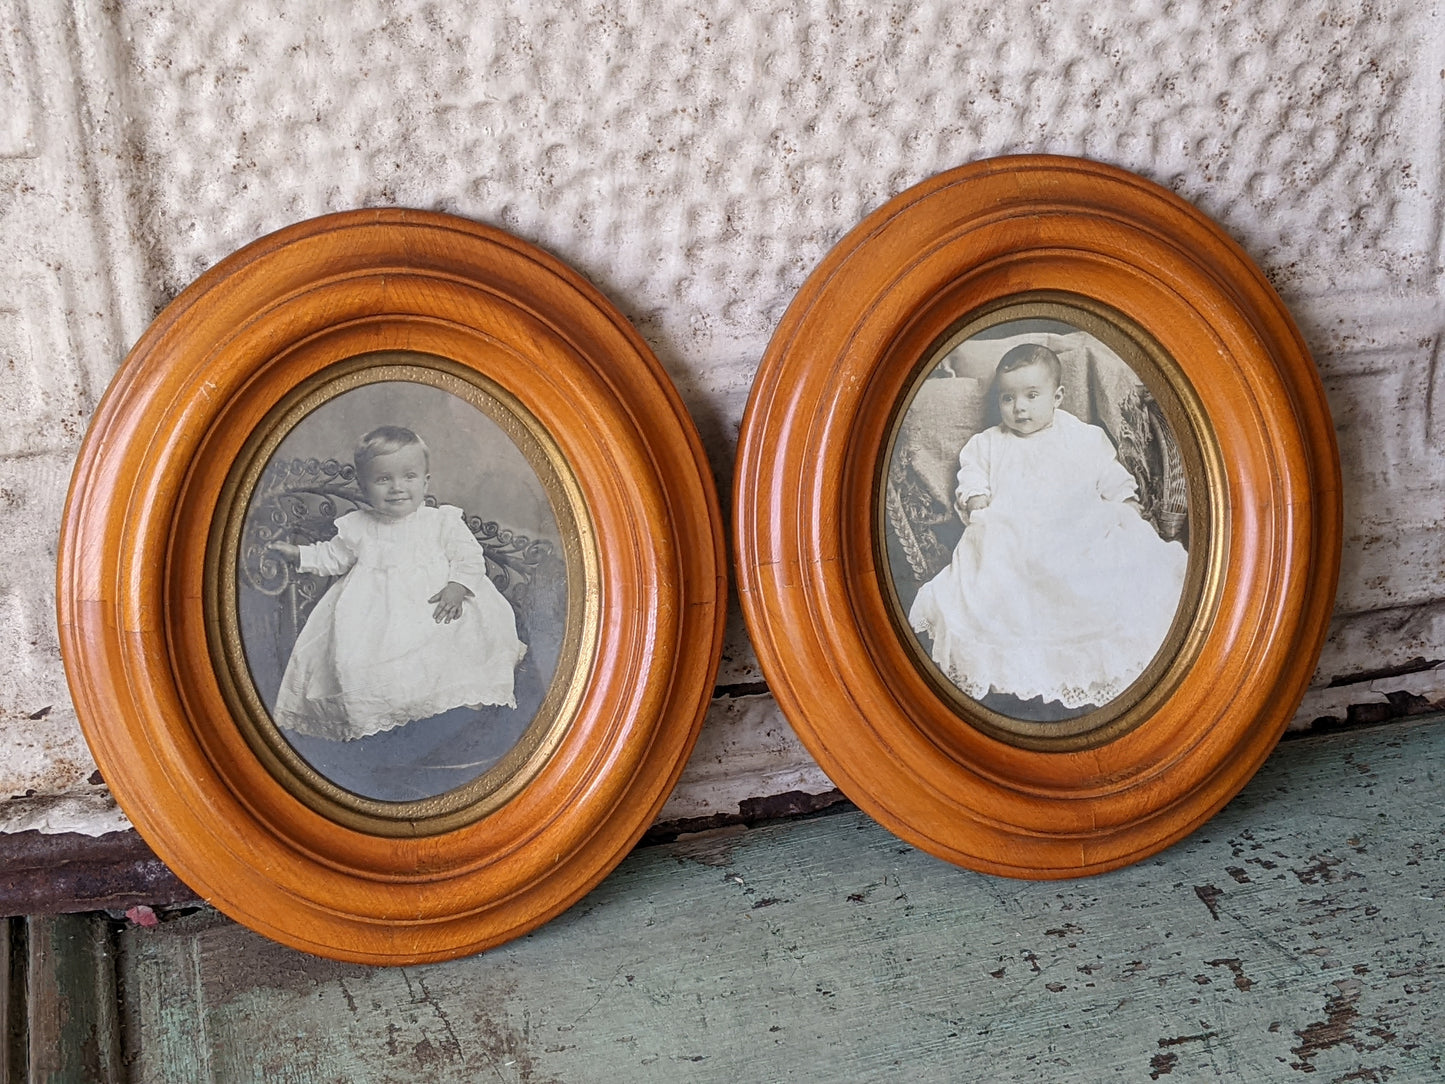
[58,209,725,963]
[735,156,1341,878]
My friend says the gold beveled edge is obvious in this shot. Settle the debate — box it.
[875,291,1228,752]
[205,350,599,837]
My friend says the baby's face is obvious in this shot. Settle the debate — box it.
[997,361,1064,436]
[360,444,429,519]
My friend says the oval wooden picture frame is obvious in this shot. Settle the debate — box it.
[735,156,1341,878]
[58,210,725,962]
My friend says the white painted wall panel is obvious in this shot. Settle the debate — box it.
[2,0,1442,835]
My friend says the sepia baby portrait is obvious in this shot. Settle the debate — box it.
[886,319,1192,727]
[236,373,568,801]
[264,425,527,740]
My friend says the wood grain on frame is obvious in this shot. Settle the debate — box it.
[56,210,725,963]
[734,156,1341,878]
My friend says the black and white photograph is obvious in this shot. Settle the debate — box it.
[885,318,1191,725]
[236,369,569,801]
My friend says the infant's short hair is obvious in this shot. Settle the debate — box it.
[354,425,430,475]
[995,343,1064,389]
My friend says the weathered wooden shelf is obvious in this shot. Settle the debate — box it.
[13,716,1445,1081]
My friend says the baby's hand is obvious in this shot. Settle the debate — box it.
[265,541,301,564]
[429,581,473,623]
[957,494,991,523]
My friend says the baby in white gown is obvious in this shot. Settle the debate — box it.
[908,344,1188,714]
[266,426,526,741]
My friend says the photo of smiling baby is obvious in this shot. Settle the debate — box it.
[265,425,527,740]
[886,321,1191,725]
[236,375,568,802]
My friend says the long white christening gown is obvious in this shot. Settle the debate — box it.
[908,410,1187,710]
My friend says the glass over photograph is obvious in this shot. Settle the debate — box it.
[234,371,570,803]
[884,316,1192,729]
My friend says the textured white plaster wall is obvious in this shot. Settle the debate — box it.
[2,0,1442,835]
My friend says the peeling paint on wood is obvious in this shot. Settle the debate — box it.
[109,717,1444,1082]
[25,914,122,1084]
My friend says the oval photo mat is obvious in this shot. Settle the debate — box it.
[58,210,726,962]
[880,298,1213,750]
[735,155,1341,878]
[213,356,590,832]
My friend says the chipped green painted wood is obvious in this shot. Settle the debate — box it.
[117,718,1444,1082]
[25,914,121,1084]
